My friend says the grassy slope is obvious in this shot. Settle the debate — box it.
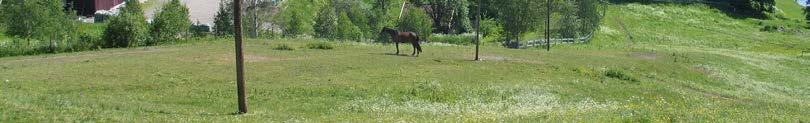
[1,2,810,122]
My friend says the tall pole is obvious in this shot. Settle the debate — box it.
[233,0,248,114]
[546,0,551,51]
[474,0,480,61]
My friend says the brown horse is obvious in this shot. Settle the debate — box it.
[380,27,422,56]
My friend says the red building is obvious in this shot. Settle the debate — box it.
[66,0,125,16]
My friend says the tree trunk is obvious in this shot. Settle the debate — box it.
[253,0,259,38]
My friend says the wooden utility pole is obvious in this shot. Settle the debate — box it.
[546,0,551,51]
[233,0,248,114]
[474,0,480,61]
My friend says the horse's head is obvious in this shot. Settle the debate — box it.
[380,27,397,35]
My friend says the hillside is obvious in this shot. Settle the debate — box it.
[1,1,809,122]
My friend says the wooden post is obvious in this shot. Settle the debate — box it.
[399,1,407,19]
[546,0,551,51]
[475,0,480,61]
[233,0,248,114]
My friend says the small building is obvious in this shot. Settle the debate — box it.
[65,0,125,16]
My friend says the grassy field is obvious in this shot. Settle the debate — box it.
[1,1,810,122]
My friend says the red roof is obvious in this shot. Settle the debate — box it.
[95,0,124,11]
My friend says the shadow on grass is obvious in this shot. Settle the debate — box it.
[368,53,416,57]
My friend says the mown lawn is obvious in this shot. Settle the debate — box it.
[1,2,809,122]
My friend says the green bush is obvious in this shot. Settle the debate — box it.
[149,0,191,45]
[604,68,639,83]
[480,18,503,42]
[398,7,433,41]
[428,33,474,45]
[103,0,148,48]
[306,42,334,50]
[273,44,295,50]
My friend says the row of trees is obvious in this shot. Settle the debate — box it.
[104,0,191,48]
[1,0,192,54]
[230,0,603,43]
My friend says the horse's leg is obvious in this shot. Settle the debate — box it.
[395,42,400,54]
[411,41,417,56]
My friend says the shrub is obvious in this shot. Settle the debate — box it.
[306,42,334,50]
[149,0,191,45]
[604,68,639,83]
[273,44,295,50]
[103,0,148,48]
[398,7,433,41]
[480,18,503,42]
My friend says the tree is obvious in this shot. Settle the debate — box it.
[332,0,373,39]
[2,0,78,52]
[398,7,432,41]
[558,0,579,39]
[575,0,601,36]
[427,0,472,34]
[275,0,318,37]
[370,0,399,32]
[497,0,543,42]
[213,0,234,36]
[336,12,363,41]
[805,6,810,27]
[728,0,775,15]
[149,0,191,45]
[103,0,148,48]
[804,6,810,27]
[314,4,338,39]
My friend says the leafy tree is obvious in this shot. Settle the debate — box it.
[213,0,234,36]
[427,0,472,34]
[336,12,363,41]
[149,0,191,45]
[314,4,338,39]
[576,0,601,36]
[370,0,400,32]
[398,7,432,41]
[728,0,775,15]
[479,18,503,42]
[2,0,78,52]
[275,0,318,37]
[3,0,75,40]
[497,0,543,42]
[558,0,579,39]
[332,0,373,39]
[284,12,308,37]
[103,0,148,48]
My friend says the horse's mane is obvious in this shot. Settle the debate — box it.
[382,27,398,34]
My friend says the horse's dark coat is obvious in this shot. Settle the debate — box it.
[380,27,422,56]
